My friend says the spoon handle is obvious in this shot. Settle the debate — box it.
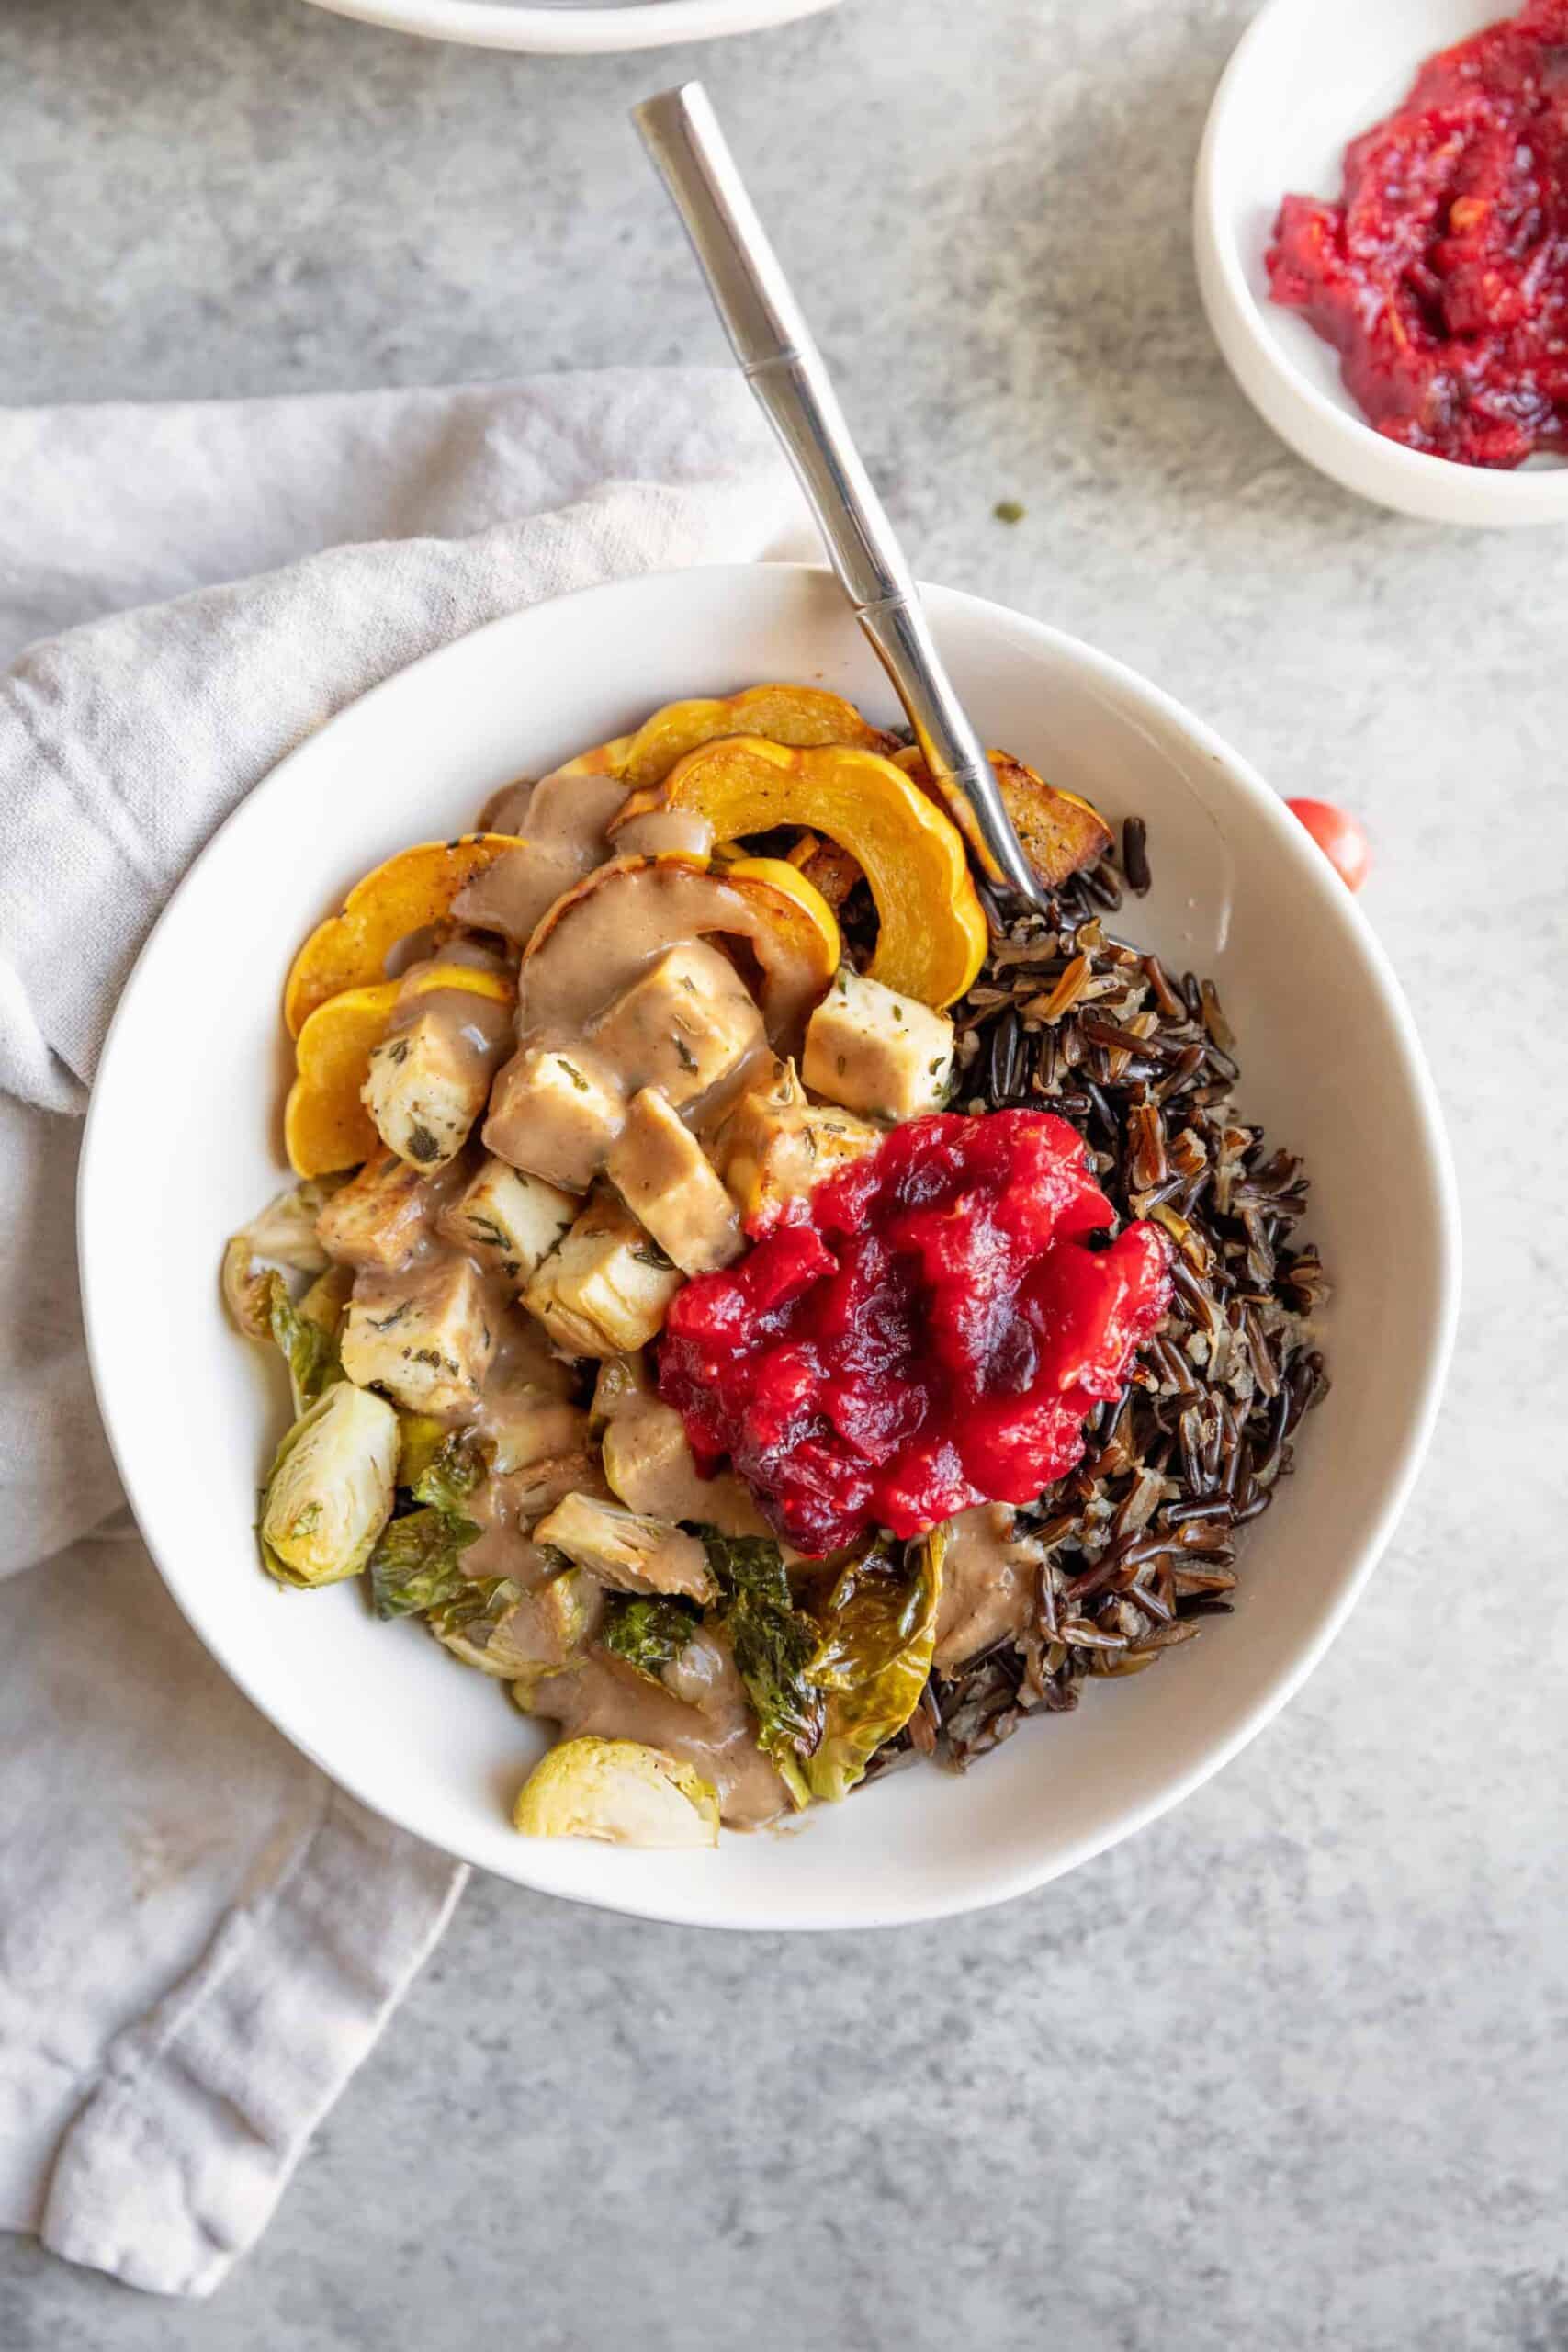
[633,80,1045,910]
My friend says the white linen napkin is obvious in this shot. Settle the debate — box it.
[0,368,808,2297]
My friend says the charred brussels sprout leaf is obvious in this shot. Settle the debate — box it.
[368,1505,482,1619]
[426,1575,524,1651]
[802,1526,945,1802]
[704,1533,823,1808]
[601,1594,702,1681]
[257,1383,400,1589]
[399,1419,488,1515]
[222,1178,341,1337]
[266,1271,345,1414]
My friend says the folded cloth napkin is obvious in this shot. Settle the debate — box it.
[0,368,808,2297]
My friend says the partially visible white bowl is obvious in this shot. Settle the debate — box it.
[80,564,1460,1931]
[300,0,841,54]
[1196,0,1568,528]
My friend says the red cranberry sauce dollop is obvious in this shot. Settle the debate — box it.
[657,1110,1172,1556]
[1267,0,1568,469]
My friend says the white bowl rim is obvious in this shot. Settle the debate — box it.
[78,563,1461,1931]
[299,0,842,55]
[1195,0,1568,526]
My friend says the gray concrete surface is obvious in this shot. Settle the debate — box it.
[3,0,1566,2346]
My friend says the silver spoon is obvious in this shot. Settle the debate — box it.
[633,80,1047,914]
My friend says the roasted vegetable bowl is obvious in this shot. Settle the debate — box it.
[83,566,1455,1925]
[224,656,1330,1854]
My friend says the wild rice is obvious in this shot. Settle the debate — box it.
[860,820,1329,1778]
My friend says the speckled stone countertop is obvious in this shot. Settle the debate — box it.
[2,1,1565,2346]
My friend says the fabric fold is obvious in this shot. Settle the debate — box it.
[0,368,807,2296]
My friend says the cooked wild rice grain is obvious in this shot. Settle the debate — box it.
[860,826,1328,1779]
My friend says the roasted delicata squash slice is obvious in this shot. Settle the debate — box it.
[894,745,1112,892]
[285,984,393,1178]
[286,963,514,1179]
[618,684,893,791]
[613,739,987,1008]
[522,853,840,1046]
[547,735,635,782]
[283,836,525,1036]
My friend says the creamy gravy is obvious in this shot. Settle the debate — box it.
[932,1504,1043,1669]
[530,1634,787,1829]
[519,856,818,1047]
[610,807,716,862]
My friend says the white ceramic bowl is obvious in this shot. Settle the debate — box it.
[80,564,1460,1931]
[300,0,841,54]
[1196,0,1568,528]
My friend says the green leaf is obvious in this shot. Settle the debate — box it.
[703,1533,822,1808]
[265,1272,343,1413]
[411,1429,487,1515]
[426,1575,523,1645]
[802,1526,946,1803]
[601,1594,702,1681]
[368,1506,481,1620]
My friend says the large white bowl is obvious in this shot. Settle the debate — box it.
[79,565,1460,1931]
[1196,0,1568,528]
[300,0,841,54]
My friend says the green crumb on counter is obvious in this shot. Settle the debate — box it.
[993,499,1026,525]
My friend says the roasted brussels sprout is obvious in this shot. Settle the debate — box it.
[803,1527,944,1802]
[434,1567,601,1681]
[221,1178,340,1336]
[367,1506,481,1619]
[513,1736,719,1848]
[533,1492,716,1603]
[257,1383,400,1589]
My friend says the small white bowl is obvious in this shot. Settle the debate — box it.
[300,0,841,54]
[1196,0,1568,528]
[80,564,1459,1932]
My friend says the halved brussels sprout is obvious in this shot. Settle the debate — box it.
[258,1383,400,1589]
[434,1568,601,1681]
[533,1492,716,1604]
[513,1736,719,1848]
[222,1178,340,1336]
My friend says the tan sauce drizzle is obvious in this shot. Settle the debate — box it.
[529,1632,788,1829]
[609,807,715,862]
[455,768,638,946]
[932,1504,1044,1670]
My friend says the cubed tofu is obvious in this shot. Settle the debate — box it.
[534,1492,717,1604]
[362,1009,501,1171]
[803,967,955,1123]
[604,1089,741,1277]
[340,1255,496,1419]
[707,1057,806,1207]
[597,1370,773,1540]
[586,941,764,1110]
[524,1193,682,1359]
[483,1046,624,1193]
[437,1156,577,1289]
[716,1092,882,1225]
[315,1152,467,1273]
